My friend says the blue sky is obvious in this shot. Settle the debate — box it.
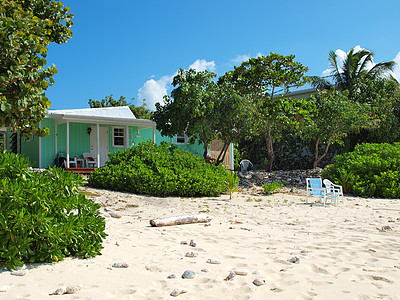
[46,0,400,111]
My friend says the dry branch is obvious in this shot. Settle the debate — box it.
[150,214,213,227]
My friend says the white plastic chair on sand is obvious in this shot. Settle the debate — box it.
[306,178,339,207]
[323,179,343,202]
[240,160,253,172]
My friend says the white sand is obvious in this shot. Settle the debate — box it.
[2,187,400,299]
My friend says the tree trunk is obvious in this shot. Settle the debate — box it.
[313,137,332,169]
[265,122,275,171]
[150,214,213,227]
[215,142,230,166]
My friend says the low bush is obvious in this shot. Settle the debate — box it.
[263,182,284,194]
[88,141,230,197]
[0,152,106,269]
[322,143,400,198]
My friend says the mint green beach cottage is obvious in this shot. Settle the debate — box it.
[7,106,208,169]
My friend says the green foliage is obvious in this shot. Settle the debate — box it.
[0,151,106,269]
[225,170,239,199]
[88,94,129,108]
[306,88,378,168]
[0,0,73,137]
[227,53,311,171]
[312,47,396,93]
[153,69,218,159]
[263,182,284,195]
[322,143,400,198]
[88,141,230,197]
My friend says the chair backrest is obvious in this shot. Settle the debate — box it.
[306,178,324,196]
[240,159,253,172]
[323,179,334,193]
[82,152,94,160]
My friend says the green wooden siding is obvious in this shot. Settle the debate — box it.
[40,118,55,168]
[18,119,207,168]
[20,133,39,167]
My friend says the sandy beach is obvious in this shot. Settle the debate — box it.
[1,187,400,299]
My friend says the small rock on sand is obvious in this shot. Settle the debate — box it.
[182,270,195,279]
[180,241,188,245]
[287,256,300,264]
[234,269,249,276]
[109,211,123,218]
[224,272,236,281]
[49,288,67,295]
[185,251,198,257]
[207,258,221,264]
[112,262,129,268]
[201,268,210,273]
[167,274,178,279]
[66,285,82,294]
[189,240,197,247]
[170,288,188,297]
[253,278,266,286]
[11,270,26,276]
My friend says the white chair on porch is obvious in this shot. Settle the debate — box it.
[69,156,78,168]
[83,152,97,168]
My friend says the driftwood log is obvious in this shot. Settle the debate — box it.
[150,214,213,227]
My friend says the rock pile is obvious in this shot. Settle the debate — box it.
[238,169,323,191]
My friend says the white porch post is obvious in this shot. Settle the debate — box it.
[96,123,100,168]
[38,121,42,168]
[126,125,129,147]
[66,120,70,168]
[152,125,156,143]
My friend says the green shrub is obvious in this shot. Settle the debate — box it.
[88,141,230,197]
[263,182,284,194]
[322,143,400,198]
[0,152,106,269]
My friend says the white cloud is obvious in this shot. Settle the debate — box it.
[188,59,216,72]
[137,75,173,111]
[320,45,385,79]
[231,53,263,66]
[137,59,216,111]
[232,54,251,64]
[391,51,400,82]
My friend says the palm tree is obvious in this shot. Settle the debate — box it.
[312,47,396,94]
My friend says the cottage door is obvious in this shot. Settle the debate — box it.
[90,127,109,167]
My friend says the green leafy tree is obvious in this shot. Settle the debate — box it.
[88,94,129,108]
[307,89,378,169]
[0,0,73,137]
[129,99,152,119]
[88,95,152,119]
[213,80,252,166]
[228,53,310,171]
[312,47,396,93]
[152,69,217,159]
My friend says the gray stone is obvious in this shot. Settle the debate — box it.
[112,262,129,268]
[189,240,197,247]
[182,270,195,279]
[10,270,26,276]
[224,272,236,281]
[206,258,221,264]
[167,274,178,279]
[287,256,300,264]
[253,278,266,286]
[109,211,123,218]
[170,288,188,297]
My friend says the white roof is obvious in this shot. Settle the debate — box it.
[46,106,155,127]
[47,106,136,119]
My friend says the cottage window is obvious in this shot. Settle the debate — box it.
[172,133,187,144]
[112,127,125,147]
